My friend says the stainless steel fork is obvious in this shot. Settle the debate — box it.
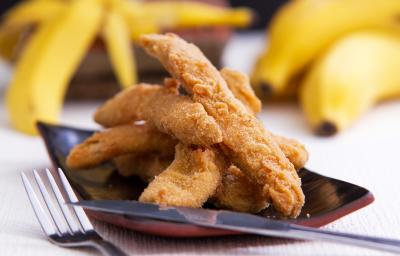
[21,168,128,256]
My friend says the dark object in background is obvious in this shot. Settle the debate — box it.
[230,0,288,29]
[0,1,17,17]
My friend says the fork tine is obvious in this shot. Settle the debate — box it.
[21,172,57,236]
[45,169,81,234]
[33,170,70,235]
[58,168,93,232]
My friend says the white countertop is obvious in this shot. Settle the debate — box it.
[1,32,400,255]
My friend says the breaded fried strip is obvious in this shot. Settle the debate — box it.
[117,140,306,213]
[139,143,226,208]
[95,84,223,146]
[110,132,306,177]
[119,137,306,213]
[114,154,173,182]
[140,33,304,217]
[212,136,307,213]
[221,68,309,170]
[273,135,308,171]
[68,120,307,172]
[221,67,262,115]
[212,165,268,213]
[66,124,176,169]
[119,134,307,213]
[109,133,306,213]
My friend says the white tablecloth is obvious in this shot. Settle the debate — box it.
[1,32,400,255]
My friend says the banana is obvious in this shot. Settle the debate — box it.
[252,0,400,98]
[6,0,103,135]
[1,0,66,31]
[140,1,252,28]
[102,7,137,88]
[120,0,252,41]
[300,31,400,136]
[2,0,251,135]
[0,0,66,61]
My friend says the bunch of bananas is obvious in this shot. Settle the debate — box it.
[251,0,400,135]
[0,0,252,135]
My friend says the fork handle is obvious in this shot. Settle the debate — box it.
[90,239,128,256]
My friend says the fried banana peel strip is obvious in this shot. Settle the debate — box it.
[222,68,309,170]
[139,143,226,208]
[222,68,309,169]
[116,133,307,213]
[95,84,223,146]
[212,165,268,213]
[140,33,304,217]
[273,135,308,171]
[66,124,176,169]
[221,68,262,115]
[114,154,173,182]
[213,135,307,213]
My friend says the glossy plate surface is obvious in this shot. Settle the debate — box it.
[37,122,374,237]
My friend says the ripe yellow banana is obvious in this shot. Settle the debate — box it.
[252,0,400,98]
[300,31,400,136]
[120,1,252,41]
[3,0,251,135]
[1,0,66,31]
[140,1,252,28]
[117,0,160,41]
[6,0,103,135]
[102,7,137,88]
[0,0,66,61]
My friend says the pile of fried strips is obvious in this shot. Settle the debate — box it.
[66,33,308,218]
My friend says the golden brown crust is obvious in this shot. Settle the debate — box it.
[273,135,308,171]
[139,143,226,208]
[216,69,306,213]
[212,165,268,213]
[221,68,309,168]
[140,33,304,217]
[69,124,306,213]
[212,136,308,213]
[221,68,262,115]
[114,154,173,182]
[67,120,306,173]
[66,124,176,169]
[113,133,308,213]
[95,84,223,146]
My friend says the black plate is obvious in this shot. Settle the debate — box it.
[37,121,374,237]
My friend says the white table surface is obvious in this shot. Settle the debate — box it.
[1,32,400,255]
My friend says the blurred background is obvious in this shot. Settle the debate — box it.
[1,0,283,101]
[1,0,400,137]
[1,1,288,29]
